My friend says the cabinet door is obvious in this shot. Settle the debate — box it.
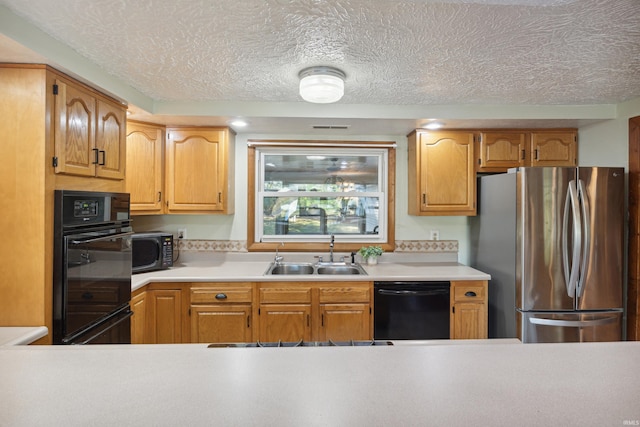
[95,99,126,180]
[477,132,528,172]
[259,304,312,342]
[53,78,97,177]
[147,289,182,344]
[450,281,488,339]
[530,132,577,167]
[126,122,165,214]
[165,128,229,213]
[452,303,486,339]
[409,131,476,215]
[318,303,371,341]
[191,305,252,343]
[130,291,147,344]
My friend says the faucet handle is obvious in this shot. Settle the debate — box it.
[314,255,324,263]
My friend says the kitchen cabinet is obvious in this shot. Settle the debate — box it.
[450,280,488,339]
[147,288,183,344]
[53,76,126,180]
[258,285,313,342]
[126,121,165,214]
[476,130,577,173]
[165,127,235,214]
[407,130,476,216]
[130,290,147,344]
[317,285,371,341]
[257,282,373,342]
[0,64,125,343]
[190,284,253,343]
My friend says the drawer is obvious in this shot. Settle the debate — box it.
[259,287,312,304]
[453,285,486,302]
[191,287,252,304]
[319,286,370,303]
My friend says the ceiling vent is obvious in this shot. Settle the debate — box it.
[312,125,351,130]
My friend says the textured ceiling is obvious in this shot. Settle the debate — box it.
[0,0,639,132]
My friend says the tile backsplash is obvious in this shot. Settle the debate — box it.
[176,239,458,253]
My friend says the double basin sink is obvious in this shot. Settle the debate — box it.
[264,261,367,276]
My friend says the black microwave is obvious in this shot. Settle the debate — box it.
[132,232,174,274]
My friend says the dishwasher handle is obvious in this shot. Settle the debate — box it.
[377,288,449,297]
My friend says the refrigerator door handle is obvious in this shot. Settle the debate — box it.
[576,179,591,299]
[562,180,581,298]
[529,316,618,328]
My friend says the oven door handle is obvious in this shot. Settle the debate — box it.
[66,310,133,345]
[70,231,135,245]
[377,288,449,296]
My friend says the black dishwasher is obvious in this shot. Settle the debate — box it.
[374,281,450,340]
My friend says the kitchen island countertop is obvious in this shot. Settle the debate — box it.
[0,340,638,426]
[132,252,491,291]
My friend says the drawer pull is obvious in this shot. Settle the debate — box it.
[215,293,228,300]
[464,291,477,297]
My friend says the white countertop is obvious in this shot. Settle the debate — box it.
[132,252,491,291]
[0,327,48,345]
[1,340,638,426]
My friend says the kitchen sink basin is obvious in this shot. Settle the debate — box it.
[268,263,315,275]
[316,265,365,275]
[264,262,367,276]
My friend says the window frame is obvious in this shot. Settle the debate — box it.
[247,140,396,253]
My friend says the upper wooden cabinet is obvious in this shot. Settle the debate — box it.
[126,121,165,214]
[476,130,577,172]
[408,130,476,216]
[165,127,235,214]
[53,77,126,180]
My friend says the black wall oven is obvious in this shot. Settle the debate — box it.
[53,190,133,344]
[374,281,450,340]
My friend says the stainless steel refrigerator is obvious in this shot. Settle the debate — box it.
[470,167,625,343]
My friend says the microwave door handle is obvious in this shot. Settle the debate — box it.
[70,231,135,245]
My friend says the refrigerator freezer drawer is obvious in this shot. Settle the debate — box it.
[518,311,622,343]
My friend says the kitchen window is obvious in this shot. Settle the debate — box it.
[247,141,396,252]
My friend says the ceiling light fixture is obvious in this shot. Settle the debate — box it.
[298,66,346,104]
[424,121,444,130]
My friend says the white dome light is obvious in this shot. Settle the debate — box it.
[298,66,346,104]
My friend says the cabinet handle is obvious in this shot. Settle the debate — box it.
[92,148,99,165]
[247,315,250,328]
[534,149,539,160]
[309,314,311,327]
[218,192,222,203]
[320,314,323,327]
[521,149,526,160]
[157,191,162,202]
[422,193,426,204]
[465,291,477,297]
[215,293,227,300]
[99,150,106,166]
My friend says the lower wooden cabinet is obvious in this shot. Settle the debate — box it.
[131,280,487,344]
[130,290,147,344]
[190,284,253,343]
[147,288,183,344]
[450,280,488,339]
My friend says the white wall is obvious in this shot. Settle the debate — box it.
[134,98,640,265]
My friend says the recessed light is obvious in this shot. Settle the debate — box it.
[230,119,248,127]
[424,121,444,130]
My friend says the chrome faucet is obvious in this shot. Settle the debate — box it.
[274,242,284,264]
[329,234,335,263]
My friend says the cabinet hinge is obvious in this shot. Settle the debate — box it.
[369,307,372,315]
[452,306,455,314]
[53,84,58,95]
[258,308,261,315]
[52,156,58,167]
[188,308,191,316]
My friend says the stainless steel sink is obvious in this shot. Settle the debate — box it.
[264,261,367,276]
[268,263,315,275]
[317,265,365,275]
